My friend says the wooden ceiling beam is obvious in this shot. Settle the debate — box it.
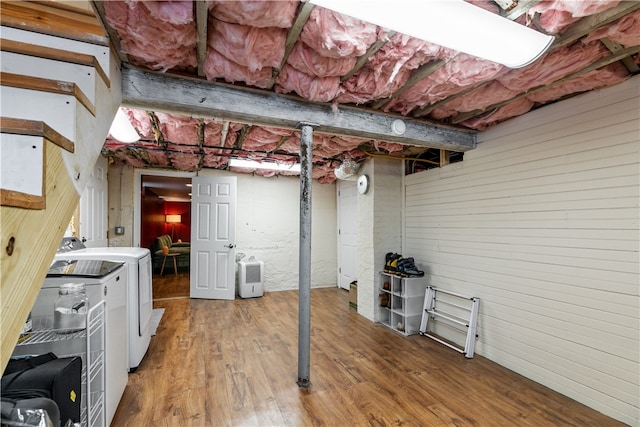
[341,30,396,82]
[370,58,450,110]
[600,38,640,74]
[122,67,476,151]
[196,118,205,170]
[195,0,208,78]
[267,1,314,89]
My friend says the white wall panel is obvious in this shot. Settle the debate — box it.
[404,76,639,425]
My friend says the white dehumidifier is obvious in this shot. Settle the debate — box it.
[237,259,264,298]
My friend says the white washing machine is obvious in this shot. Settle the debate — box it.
[20,259,129,426]
[55,238,153,372]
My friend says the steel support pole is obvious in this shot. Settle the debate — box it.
[297,122,315,388]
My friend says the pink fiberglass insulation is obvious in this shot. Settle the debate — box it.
[499,41,610,93]
[203,49,272,88]
[386,53,504,115]
[210,0,298,28]
[372,141,406,153]
[369,34,456,74]
[583,10,640,48]
[337,35,455,105]
[275,65,343,103]
[461,97,534,130]
[201,149,228,169]
[155,113,200,145]
[104,142,171,168]
[209,19,286,72]
[287,42,357,78]
[202,121,224,147]
[330,135,368,150]
[241,126,295,152]
[112,150,147,169]
[527,62,629,104]
[123,108,153,140]
[528,0,621,34]
[143,147,172,167]
[140,1,193,25]
[167,145,200,171]
[429,81,519,120]
[300,7,379,59]
[337,66,412,105]
[276,133,301,155]
[313,135,361,159]
[104,0,196,71]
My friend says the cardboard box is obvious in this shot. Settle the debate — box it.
[349,281,357,310]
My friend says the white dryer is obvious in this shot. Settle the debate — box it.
[55,238,153,372]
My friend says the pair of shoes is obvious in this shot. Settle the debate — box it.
[384,252,402,273]
[397,257,424,277]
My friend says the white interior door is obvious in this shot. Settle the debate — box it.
[80,156,108,247]
[190,175,237,300]
[337,180,358,290]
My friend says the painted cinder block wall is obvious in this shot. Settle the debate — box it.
[108,165,337,291]
[357,157,403,321]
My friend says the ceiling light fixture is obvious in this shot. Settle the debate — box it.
[108,108,140,143]
[308,0,554,68]
[229,158,301,172]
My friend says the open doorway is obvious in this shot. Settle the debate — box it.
[140,174,192,299]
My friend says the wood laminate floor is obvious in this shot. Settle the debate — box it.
[113,283,624,426]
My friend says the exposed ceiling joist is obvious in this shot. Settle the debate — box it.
[121,67,476,151]
[412,1,640,119]
[552,1,640,50]
[502,0,542,20]
[453,44,640,124]
[341,30,396,82]
[195,0,208,77]
[370,58,449,110]
[267,1,314,89]
[600,38,640,74]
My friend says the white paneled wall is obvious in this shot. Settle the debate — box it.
[404,76,639,426]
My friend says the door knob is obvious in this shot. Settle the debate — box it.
[225,243,235,249]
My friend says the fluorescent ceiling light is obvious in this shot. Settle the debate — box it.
[108,108,140,143]
[229,158,301,172]
[309,0,554,68]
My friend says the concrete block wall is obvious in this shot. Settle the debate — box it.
[107,164,338,291]
[357,157,403,321]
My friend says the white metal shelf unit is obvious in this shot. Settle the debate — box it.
[378,272,428,336]
[14,301,106,427]
[419,286,480,358]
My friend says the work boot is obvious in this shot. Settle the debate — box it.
[400,257,424,277]
[385,253,402,273]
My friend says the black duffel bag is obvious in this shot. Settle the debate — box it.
[1,353,81,427]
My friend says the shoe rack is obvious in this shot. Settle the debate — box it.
[378,272,428,336]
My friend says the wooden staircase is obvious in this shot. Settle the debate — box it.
[0,0,122,370]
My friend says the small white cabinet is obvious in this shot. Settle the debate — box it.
[378,272,427,335]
